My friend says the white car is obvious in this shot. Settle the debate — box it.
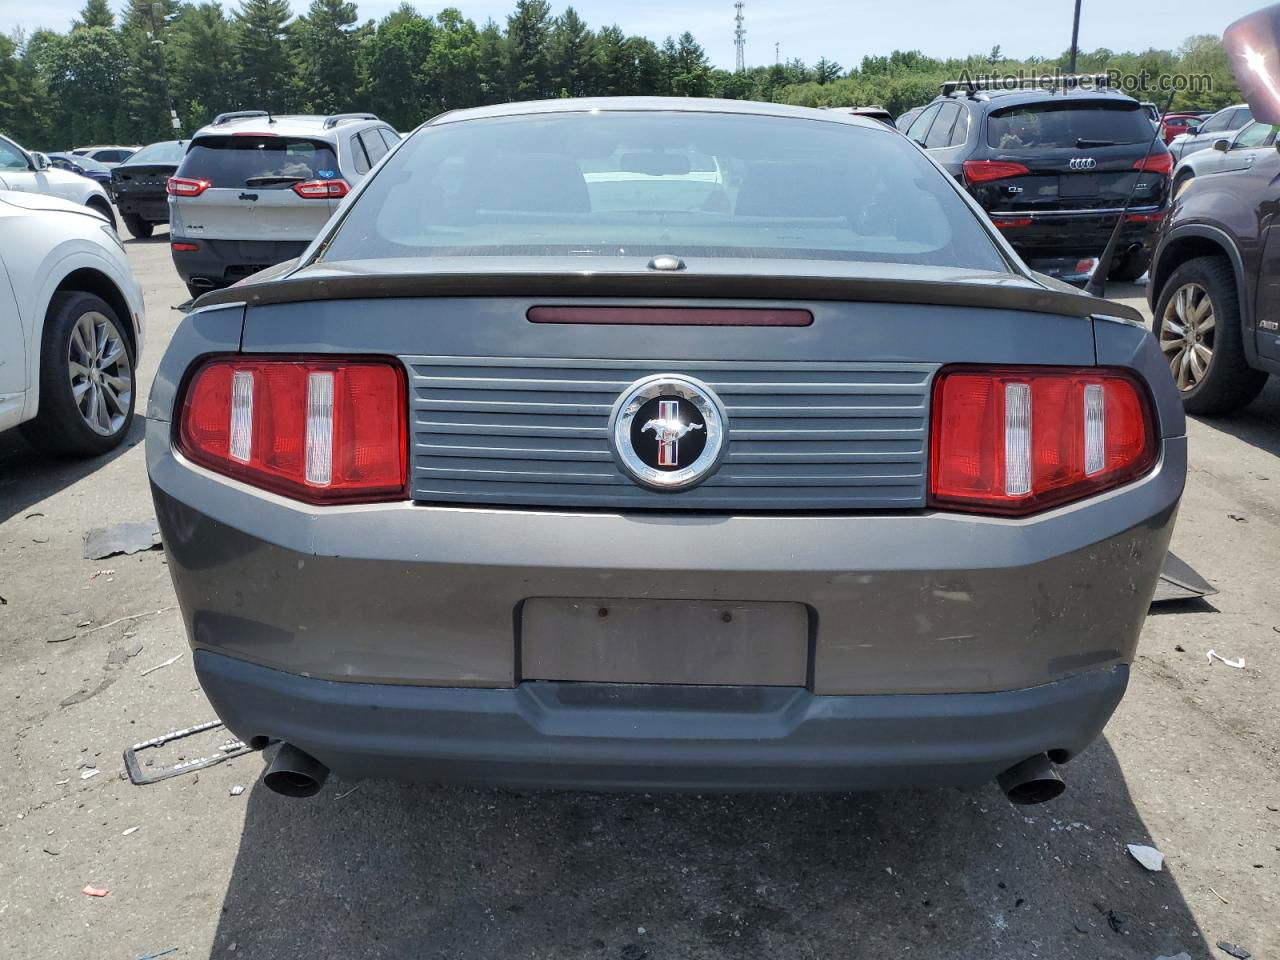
[0,133,117,228]
[0,191,145,455]
[70,145,139,167]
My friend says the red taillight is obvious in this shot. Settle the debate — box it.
[1125,210,1165,223]
[178,357,408,504]
[167,176,210,197]
[991,216,1033,229]
[292,179,349,199]
[963,160,1031,184]
[1133,153,1174,175]
[170,242,199,252]
[929,366,1156,516]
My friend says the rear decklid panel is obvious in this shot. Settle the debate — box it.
[231,263,1105,511]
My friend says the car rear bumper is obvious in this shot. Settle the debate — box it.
[997,210,1162,261]
[196,649,1129,791]
[115,193,169,223]
[170,238,310,288]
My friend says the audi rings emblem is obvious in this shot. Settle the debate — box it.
[1069,157,1097,170]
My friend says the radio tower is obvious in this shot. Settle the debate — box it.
[734,1,746,72]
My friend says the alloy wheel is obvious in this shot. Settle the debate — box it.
[1160,282,1216,392]
[67,311,132,436]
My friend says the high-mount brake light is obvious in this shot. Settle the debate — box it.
[178,357,408,504]
[292,179,349,199]
[929,365,1156,515]
[962,160,1031,184]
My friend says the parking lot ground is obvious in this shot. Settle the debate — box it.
[1,234,1277,959]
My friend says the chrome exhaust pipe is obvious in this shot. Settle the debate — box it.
[996,753,1065,805]
[263,743,329,798]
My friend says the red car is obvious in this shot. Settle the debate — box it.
[1160,112,1206,144]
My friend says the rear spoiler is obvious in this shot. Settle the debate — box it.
[193,269,1144,324]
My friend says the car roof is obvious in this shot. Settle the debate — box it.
[422,97,887,131]
[191,114,383,140]
[937,88,1141,112]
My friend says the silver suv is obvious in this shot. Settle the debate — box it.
[168,111,399,297]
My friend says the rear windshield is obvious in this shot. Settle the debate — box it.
[176,135,339,188]
[987,101,1155,149]
[320,111,1007,271]
[127,141,187,165]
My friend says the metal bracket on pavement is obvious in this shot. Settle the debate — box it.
[124,720,249,785]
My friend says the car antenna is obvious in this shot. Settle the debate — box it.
[1083,89,1177,298]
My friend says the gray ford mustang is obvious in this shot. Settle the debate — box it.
[146,98,1185,804]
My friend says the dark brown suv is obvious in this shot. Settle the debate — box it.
[1148,133,1280,413]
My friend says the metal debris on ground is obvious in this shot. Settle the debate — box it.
[82,521,163,560]
[1217,942,1252,959]
[1126,843,1165,871]
[122,826,139,836]
[229,784,244,796]
[49,606,176,643]
[334,783,361,800]
[1207,650,1246,669]
[80,767,100,780]
[135,949,179,960]
[81,885,109,897]
[1150,551,1218,604]
[123,720,248,785]
[140,653,183,676]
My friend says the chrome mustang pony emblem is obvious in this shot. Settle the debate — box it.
[641,400,704,467]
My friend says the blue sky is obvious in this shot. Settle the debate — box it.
[0,0,1266,69]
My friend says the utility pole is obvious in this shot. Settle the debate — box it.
[734,1,746,73]
[1068,0,1082,73]
[775,41,780,66]
[148,2,182,136]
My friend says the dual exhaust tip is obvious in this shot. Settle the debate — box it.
[260,743,1066,806]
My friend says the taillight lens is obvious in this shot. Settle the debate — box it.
[178,357,408,504]
[991,216,1033,229]
[1133,153,1174,175]
[963,160,1031,184]
[292,179,350,199]
[929,366,1156,516]
[167,176,210,197]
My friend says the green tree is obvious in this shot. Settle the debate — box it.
[663,32,713,97]
[76,0,116,30]
[505,0,550,100]
[474,19,507,104]
[547,6,592,97]
[117,0,182,143]
[361,4,432,129]
[292,0,361,113]
[425,7,481,112]
[233,0,294,112]
[170,3,239,130]
[813,57,842,85]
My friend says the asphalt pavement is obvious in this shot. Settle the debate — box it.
[0,231,1277,959]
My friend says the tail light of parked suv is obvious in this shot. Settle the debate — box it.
[292,179,350,199]
[962,160,1031,184]
[167,177,210,197]
[929,366,1156,516]
[178,357,408,504]
[1132,153,1174,175]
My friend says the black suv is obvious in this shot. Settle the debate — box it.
[904,79,1172,281]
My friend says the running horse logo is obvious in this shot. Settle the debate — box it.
[642,399,704,467]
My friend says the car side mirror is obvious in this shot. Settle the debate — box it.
[1225,3,1280,125]
[1213,138,1231,152]
[30,151,49,172]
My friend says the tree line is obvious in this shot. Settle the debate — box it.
[0,0,1242,151]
